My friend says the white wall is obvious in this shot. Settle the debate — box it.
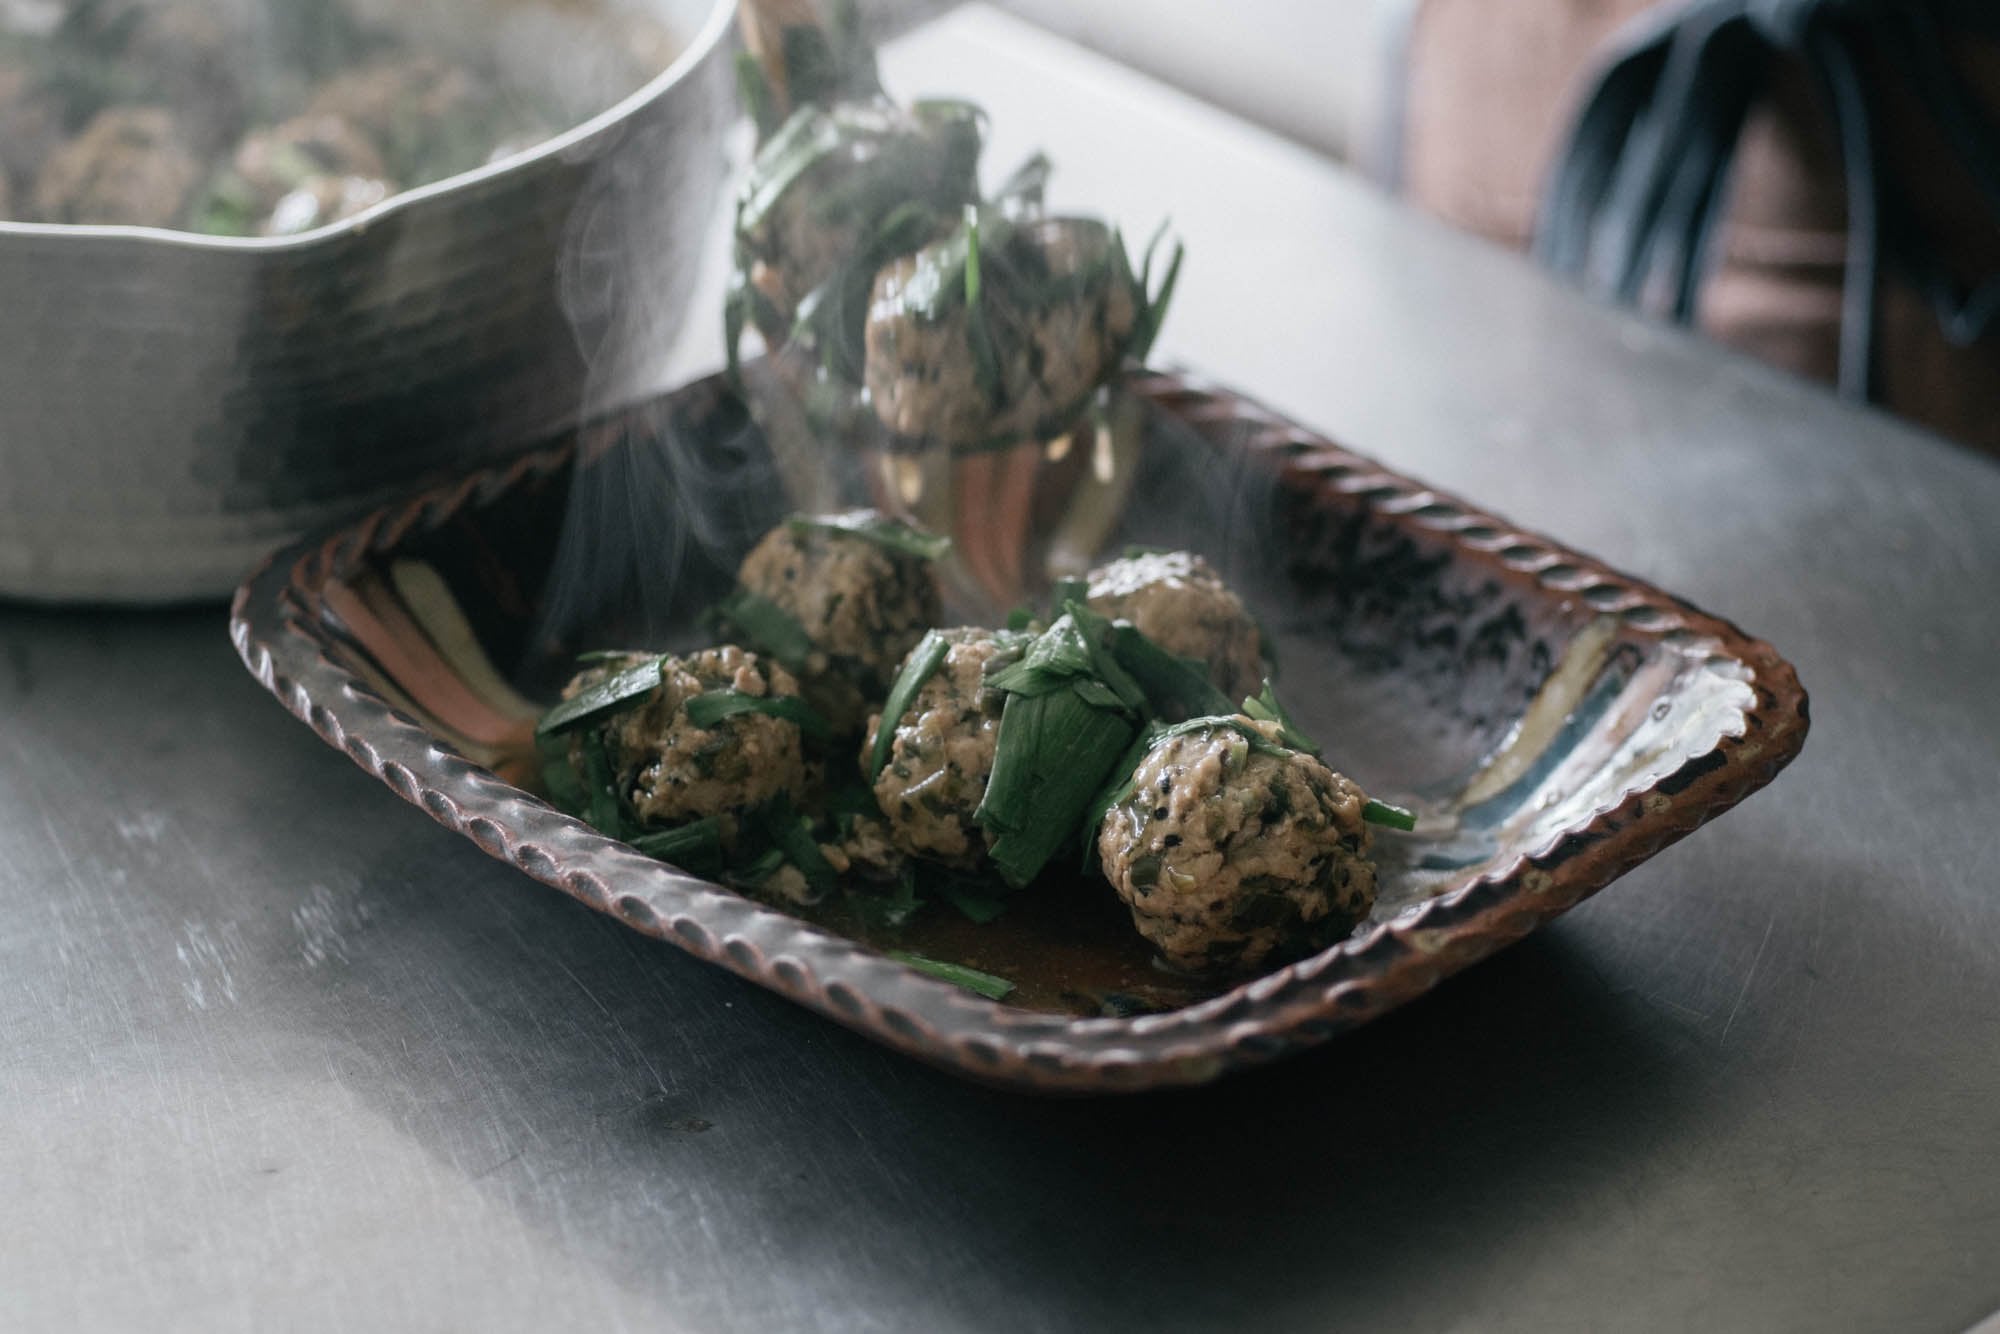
[988,0,1402,162]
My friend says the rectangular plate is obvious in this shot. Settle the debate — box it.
[230,368,1808,1093]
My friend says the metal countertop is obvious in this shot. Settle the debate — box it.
[5,9,1997,1331]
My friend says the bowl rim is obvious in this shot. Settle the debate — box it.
[0,0,738,252]
[229,367,1813,1094]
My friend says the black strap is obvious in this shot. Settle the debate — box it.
[1535,0,2000,403]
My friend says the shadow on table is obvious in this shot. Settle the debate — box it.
[302,808,1698,1330]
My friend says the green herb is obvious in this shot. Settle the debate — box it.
[866,630,952,780]
[1005,606,1038,632]
[684,689,831,740]
[977,683,1137,889]
[985,609,1143,713]
[790,199,946,383]
[1110,621,1233,721]
[786,512,951,561]
[536,657,665,736]
[736,50,781,140]
[1130,221,1186,363]
[1049,577,1088,615]
[735,847,789,887]
[757,795,837,896]
[1080,726,1159,873]
[975,610,1152,887]
[935,880,1009,924]
[540,754,590,816]
[1362,799,1418,832]
[710,590,817,674]
[992,151,1051,217]
[630,817,726,877]
[1241,679,1320,755]
[887,950,1015,1001]
[963,204,983,306]
[854,867,926,931]
[581,731,631,839]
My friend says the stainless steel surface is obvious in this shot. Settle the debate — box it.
[0,0,736,605]
[5,7,1997,1329]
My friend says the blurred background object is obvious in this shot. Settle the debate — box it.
[973,0,2000,457]
[0,0,736,604]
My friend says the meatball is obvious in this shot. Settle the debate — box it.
[230,114,395,234]
[862,628,1018,868]
[734,99,981,341]
[30,108,202,228]
[1084,551,1265,704]
[305,57,494,181]
[562,646,808,833]
[865,216,1138,448]
[819,811,905,883]
[736,515,942,735]
[1097,719,1376,975]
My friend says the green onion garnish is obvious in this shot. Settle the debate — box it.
[536,657,664,736]
[985,608,1142,713]
[935,880,1008,924]
[854,868,925,931]
[711,589,817,674]
[977,681,1138,890]
[786,512,952,561]
[1110,621,1232,722]
[734,49,780,139]
[539,755,589,816]
[1362,799,1417,831]
[963,203,982,306]
[1049,577,1088,616]
[757,795,837,896]
[684,689,831,740]
[581,731,631,839]
[887,950,1015,1001]
[866,630,951,781]
[975,610,1151,887]
[1240,679,1320,755]
[1130,221,1185,363]
[630,816,726,877]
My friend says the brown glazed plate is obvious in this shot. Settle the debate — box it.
[230,367,1809,1094]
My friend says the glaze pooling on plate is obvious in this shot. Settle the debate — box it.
[230,368,1809,1093]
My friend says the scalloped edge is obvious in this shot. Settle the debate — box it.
[229,369,1810,1094]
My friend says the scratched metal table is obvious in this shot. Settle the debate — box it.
[5,9,1998,1332]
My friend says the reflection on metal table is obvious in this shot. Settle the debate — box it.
[4,7,1997,1332]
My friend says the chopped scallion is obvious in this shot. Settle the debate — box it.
[684,689,831,740]
[935,880,1008,924]
[711,590,817,674]
[630,816,726,877]
[867,631,952,780]
[536,657,664,736]
[1110,621,1232,721]
[786,511,951,561]
[887,950,1015,1001]
[757,795,837,895]
[1240,679,1320,755]
[1362,799,1417,831]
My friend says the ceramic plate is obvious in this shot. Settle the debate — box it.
[230,368,1809,1093]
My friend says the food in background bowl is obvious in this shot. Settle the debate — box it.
[0,0,734,604]
[0,0,679,235]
